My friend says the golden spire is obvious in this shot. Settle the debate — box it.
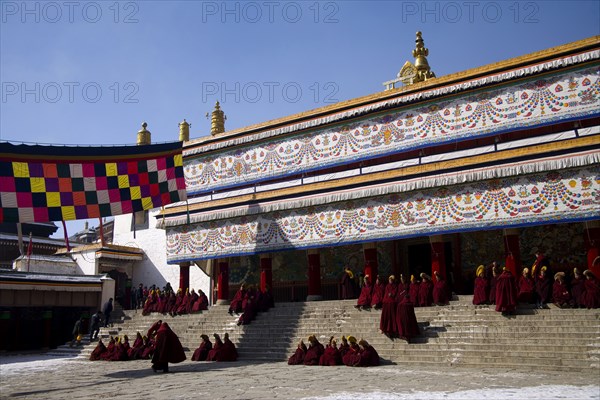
[412,31,435,83]
[179,119,190,142]
[137,122,151,145]
[207,101,226,135]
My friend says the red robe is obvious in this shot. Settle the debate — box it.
[582,276,600,309]
[536,275,552,304]
[409,282,420,305]
[379,283,398,336]
[356,345,380,367]
[303,342,324,366]
[229,288,246,313]
[288,344,306,365]
[342,344,361,366]
[517,276,535,303]
[473,277,489,305]
[418,279,433,307]
[151,322,186,365]
[140,339,155,359]
[338,342,349,358]
[495,270,517,313]
[192,292,209,312]
[191,340,212,361]
[206,338,222,361]
[187,292,199,314]
[319,345,342,366]
[356,283,372,307]
[395,296,420,342]
[147,320,162,339]
[177,293,190,315]
[341,271,357,299]
[552,281,571,306]
[370,282,385,308]
[89,341,107,361]
[100,340,116,360]
[433,279,449,305]
[220,338,238,361]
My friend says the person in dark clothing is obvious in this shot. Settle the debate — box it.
[103,298,114,327]
[89,311,103,341]
[136,284,144,310]
[70,317,82,347]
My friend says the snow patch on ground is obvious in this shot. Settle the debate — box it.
[0,354,78,376]
[302,385,600,400]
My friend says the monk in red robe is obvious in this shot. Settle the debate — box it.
[517,267,535,304]
[229,284,246,315]
[191,334,212,361]
[100,336,116,360]
[128,332,143,359]
[379,275,398,337]
[187,289,199,314]
[206,333,223,361]
[582,270,600,309]
[238,287,259,326]
[432,271,449,306]
[409,275,420,305]
[552,272,572,308]
[355,275,372,310]
[173,289,184,315]
[488,264,499,305]
[89,339,107,361]
[370,276,385,309]
[140,336,154,359]
[220,333,238,361]
[147,320,162,339]
[319,336,342,366]
[338,336,350,358]
[288,339,307,365]
[258,285,274,312]
[303,335,324,366]
[176,289,191,315]
[151,322,186,372]
[192,289,209,312]
[473,265,489,305]
[342,336,361,366]
[341,267,357,299]
[355,339,380,367]
[142,290,157,316]
[418,273,434,307]
[571,268,585,308]
[536,266,552,308]
[396,291,420,343]
[495,268,517,315]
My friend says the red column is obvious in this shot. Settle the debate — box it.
[217,260,230,305]
[307,249,322,301]
[584,222,600,277]
[260,255,273,292]
[503,228,521,276]
[430,236,446,280]
[179,262,190,292]
[363,243,378,282]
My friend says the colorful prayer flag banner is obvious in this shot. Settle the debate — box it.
[0,141,187,223]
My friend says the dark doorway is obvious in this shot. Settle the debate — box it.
[106,269,129,308]
[407,243,431,277]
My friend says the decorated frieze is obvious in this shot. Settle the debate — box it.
[184,66,599,195]
[166,166,599,263]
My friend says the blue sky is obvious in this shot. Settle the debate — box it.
[1,0,599,239]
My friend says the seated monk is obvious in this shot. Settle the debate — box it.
[128,332,144,359]
[396,292,420,343]
[220,333,238,361]
[355,275,372,310]
[496,267,517,315]
[432,271,449,306]
[191,334,212,361]
[342,336,361,366]
[139,336,154,359]
[151,322,186,373]
[228,284,246,315]
[303,335,324,366]
[206,333,223,361]
[552,272,572,308]
[192,290,209,312]
[319,336,342,366]
[108,337,126,361]
[288,339,307,365]
[355,339,380,367]
[237,287,259,326]
[100,336,116,360]
[582,270,600,309]
[370,276,385,309]
[338,336,350,358]
[258,285,274,312]
[89,339,107,361]
[517,268,535,304]
[187,289,199,314]
[119,335,131,361]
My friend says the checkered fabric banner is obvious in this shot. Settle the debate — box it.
[0,141,187,223]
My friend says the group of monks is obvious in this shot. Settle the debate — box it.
[474,262,600,314]
[89,332,153,361]
[191,332,238,362]
[227,284,274,326]
[142,288,209,316]
[288,335,380,367]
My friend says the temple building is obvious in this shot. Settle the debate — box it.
[161,34,599,303]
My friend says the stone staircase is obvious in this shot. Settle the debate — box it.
[51,296,600,372]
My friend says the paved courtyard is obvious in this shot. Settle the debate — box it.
[1,354,599,399]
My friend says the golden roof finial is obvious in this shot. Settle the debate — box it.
[137,122,151,145]
[412,31,435,83]
[206,101,226,135]
[179,119,190,142]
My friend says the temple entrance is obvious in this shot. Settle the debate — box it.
[106,269,130,308]
[405,241,453,281]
